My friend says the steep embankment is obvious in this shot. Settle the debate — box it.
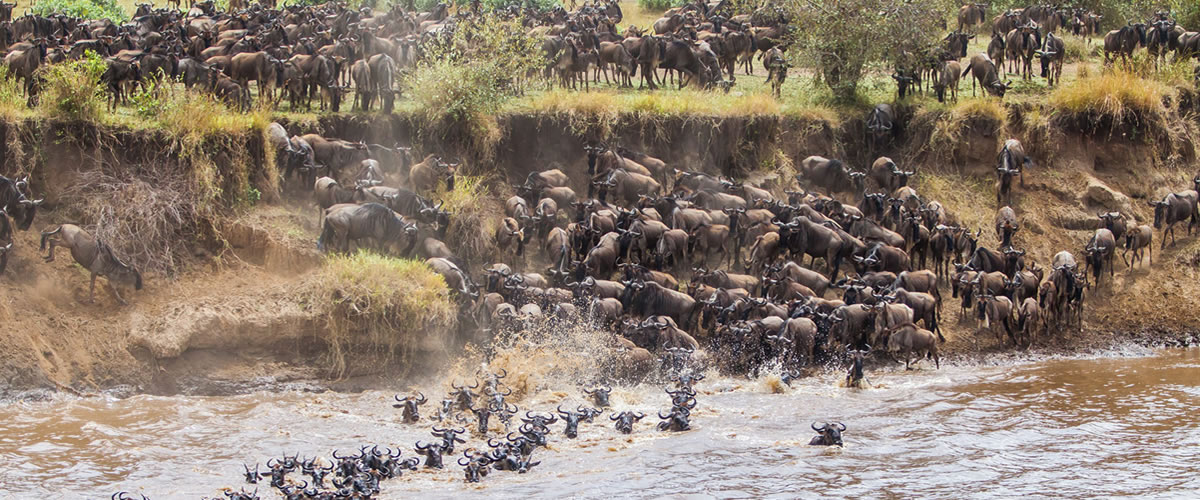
[2,91,1199,397]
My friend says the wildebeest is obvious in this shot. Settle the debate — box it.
[1083,228,1115,286]
[0,174,42,230]
[884,322,939,369]
[998,139,1032,186]
[808,422,845,446]
[1123,224,1152,269]
[976,294,1014,344]
[1148,189,1199,248]
[962,53,1010,97]
[933,60,961,103]
[1016,297,1041,347]
[797,156,862,196]
[1104,23,1146,66]
[318,203,418,255]
[958,3,988,32]
[1005,22,1040,79]
[40,224,143,304]
[1036,31,1065,86]
[865,104,895,154]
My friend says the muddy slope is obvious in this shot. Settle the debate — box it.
[2,103,1199,397]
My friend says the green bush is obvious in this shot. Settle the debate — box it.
[36,53,107,122]
[32,0,127,22]
[637,0,685,12]
[408,12,544,149]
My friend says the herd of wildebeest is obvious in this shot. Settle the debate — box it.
[0,0,1194,113]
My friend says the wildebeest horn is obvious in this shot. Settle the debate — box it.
[835,422,847,431]
[812,422,826,431]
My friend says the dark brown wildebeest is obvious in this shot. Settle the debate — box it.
[1083,228,1116,287]
[998,139,1032,186]
[313,176,359,216]
[993,9,1019,37]
[100,58,140,111]
[1146,19,1174,70]
[40,224,143,304]
[1122,224,1152,269]
[351,58,373,111]
[865,104,895,155]
[958,3,988,33]
[995,205,1018,247]
[409,154,457,195]
[1015,297,1041,347]
[368,54,397,113]
[1097,211,1127,242]
[944,31,975,59]
[622,279,697,329]
[230,51,282,102]
[1036,31,1065,86]
[888,288,942,341]
[987,32,1006,71]
[933,60,962,103]
[318,203,418,255]
[427,257,477,298]
[962,53,1010,97]
[635,34,662,90]
[4,38,47,98]
[1149,189,1199,248]
[0,209,11,273]
[884,322,939,369]
[976,294,1014,344]
[797,156,863,196]
[1005,22,1040,79]
[866,156,914,193]
[996,165,1018,205]
[762,46,787,98]
[1104,23,1146,66]
[967,246,1006,274]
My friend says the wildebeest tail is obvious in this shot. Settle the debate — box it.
[961,62,973,79]
[39,225,62,251]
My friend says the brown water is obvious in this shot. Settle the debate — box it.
[1,348,1198,498]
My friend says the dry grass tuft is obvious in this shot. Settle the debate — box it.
[909,97,1007,163]
[1048,69,1167,132]
[59,168,199,276]
[304,251,456,378]
[437,175,501,267]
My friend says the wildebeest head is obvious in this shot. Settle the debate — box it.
[450,379,478,411]
[99,242,143,291]
[414,441,446,469]
[657,407,691,432]
[1148,199,1172,229]
[1035,45,1057,78]
[556,404,584,438]
[584,384,612,407]
[846,345,869,387]
[458,450,491,483]
[392,392,427,423]
[809,421,845,446]
[609,410,644,434]
[432,425,467,454]
[866,104,893,140]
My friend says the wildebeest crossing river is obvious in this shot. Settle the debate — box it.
[0,348,1197,498]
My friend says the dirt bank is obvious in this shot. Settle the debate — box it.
[2,100,1199,397]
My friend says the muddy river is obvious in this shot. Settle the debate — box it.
[1,348,1197,498]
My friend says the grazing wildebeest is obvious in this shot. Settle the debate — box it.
[1148,189,1199,248]
[1123,224,1152,269]
[40,224,143,304]
[1104,23,1146,66]
[962,53,1011,97]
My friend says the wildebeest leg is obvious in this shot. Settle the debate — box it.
[108,278,128,305]
[44,241,57,262]
[88,273,98,304]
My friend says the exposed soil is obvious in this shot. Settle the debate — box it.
[2,103,1199,398]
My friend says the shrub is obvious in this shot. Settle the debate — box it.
[637,0,685,11]
[406,13,543,157]
[304,252,456,377]
[32,0,127,22]
[35,53,106,122]
[437,175,501,267]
